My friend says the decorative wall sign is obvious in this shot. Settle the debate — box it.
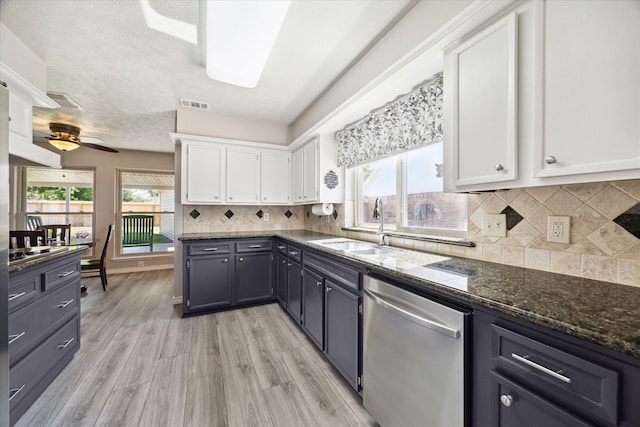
[334,73,443,168]
[324,170,339,189]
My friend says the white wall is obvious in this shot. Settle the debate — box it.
[0,23,47,93]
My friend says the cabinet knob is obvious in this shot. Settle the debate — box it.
[316,280,322,287]
[545,156,557,164]
[229,196,233,200]
[500,394,514,407]
[326,287,332,293]
[263,197,267,200]
[223,258,228,263]
[239,257,244,262]
[495,164,504,172]
[214,196,218,200]
[281,260,287,264]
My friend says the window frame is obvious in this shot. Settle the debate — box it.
[354,147,467,239]
[115,168,175,258]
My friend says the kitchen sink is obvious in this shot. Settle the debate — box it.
[311,238,397,256]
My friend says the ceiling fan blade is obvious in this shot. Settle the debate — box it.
[81,142,119,153]
[80,136,105,144]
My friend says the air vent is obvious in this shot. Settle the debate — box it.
[47,92,83,110]
[179,98,211,110]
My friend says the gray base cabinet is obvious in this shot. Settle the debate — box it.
[286,260,302,323]
[276,252,287,306]
[183,239,274,315]
[473,308,640,427]
[9,251,82,426]
[301,267,324,349]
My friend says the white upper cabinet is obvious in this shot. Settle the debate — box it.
[8,91,32,146]
[260,151,290,204]
[226,149,259,204]
[302,138,318,202]
[534,0,640,180]
[444,12,518,190]
[181,141,225,204]
[292,148,304,203]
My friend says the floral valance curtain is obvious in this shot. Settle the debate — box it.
[334,73,443,168]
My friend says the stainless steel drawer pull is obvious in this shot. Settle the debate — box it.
[8,292,27,301]
[57,338,75,349]
[288,250,299,256]
[316,280,322,287]
[57,270,75,278]
[511,353,572,384]
[9,384,26,402]
[9,331,26,344]
[500,394,514,407]
[249,245,262,248]
[277,245,286,250]
[57,299,74,308]
[364,288,460,338]
[203,248,219,252]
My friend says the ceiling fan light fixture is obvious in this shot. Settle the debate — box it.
[205,0,291,88]
[47,137,81,151]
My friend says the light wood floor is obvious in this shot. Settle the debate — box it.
[15,270,377,427]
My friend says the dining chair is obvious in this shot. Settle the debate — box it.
[10,229,47,248]
[26,215,43,231]
[39,224,72,244]
[81,224,113,291]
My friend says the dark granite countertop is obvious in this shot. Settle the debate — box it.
[180,230,640,359]
[9,245,88,274]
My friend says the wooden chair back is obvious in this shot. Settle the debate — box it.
[10,229,47,248]
[26,215,43,231]
[122,215,154,250]
[39,224,72,244]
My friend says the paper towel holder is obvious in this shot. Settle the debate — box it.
[312,203,334,216]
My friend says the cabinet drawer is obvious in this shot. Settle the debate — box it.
[491,324,619,425]
[9,275,40,313]
[187,242,232,255]
[304,251,360,292]
[9,281,79,364]
[9,316,79,410]
[287,245,302,263]
[236,239,272,252]
[275,241,287,255]
[44,258,80,291]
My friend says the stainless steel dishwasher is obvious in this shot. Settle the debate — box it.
[363,275,470,427]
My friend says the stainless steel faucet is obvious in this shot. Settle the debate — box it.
[373,197,386,245]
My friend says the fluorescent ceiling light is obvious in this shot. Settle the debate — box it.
[206,0,291,88]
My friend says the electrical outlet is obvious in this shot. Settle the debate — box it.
[547,216,570,244]
[481,213,507,237]
[263,213,270,221]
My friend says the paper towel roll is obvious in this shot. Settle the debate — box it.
[312,203,334,216]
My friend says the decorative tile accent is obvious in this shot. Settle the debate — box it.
[613,203,640,239]
[224,209,234,219]
[501,206,523,231]
[332,210,338,220]
[189,209,200,219]
[256,210,263,219]
[284,210,293,219]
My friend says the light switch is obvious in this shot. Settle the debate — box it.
[481,213,507,237]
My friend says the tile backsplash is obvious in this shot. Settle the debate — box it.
[182,180,640,287]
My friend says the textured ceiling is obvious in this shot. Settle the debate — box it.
[1,0,412,153]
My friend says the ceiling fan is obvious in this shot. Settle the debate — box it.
[34,123,119,153]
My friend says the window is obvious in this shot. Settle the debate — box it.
[24,167,95,239]
[117,170,175,256]
[355,144,467,238]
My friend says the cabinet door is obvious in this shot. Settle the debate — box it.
[286,260,302,324]
[302,267,324,350]
[292,148,304,203]
[444,12,518,190]
[491,372,591,427]
[276,253,288,307]
[325,280,360,391]
[303,139,318,202]
[261,151,290,204]
[535,1,640,179]
[236,252,273,304]
[183,143,224,204]
[186,255,232,311]
[226,149,259,203]
[8,91,32,146]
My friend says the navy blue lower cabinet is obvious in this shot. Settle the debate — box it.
[324,278,360,392]
[236,252,273,304]
[276,253,288,308]
[286,260,302,324]
[473,307,640,427]
[185,254,232,311]
[301,267,324,350]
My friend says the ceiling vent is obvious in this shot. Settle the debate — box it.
[179,98,211,110]
[47,92,83,110]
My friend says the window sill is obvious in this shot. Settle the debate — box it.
[341,227,475,247]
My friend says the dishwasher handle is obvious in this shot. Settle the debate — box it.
[364,288,460,339]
